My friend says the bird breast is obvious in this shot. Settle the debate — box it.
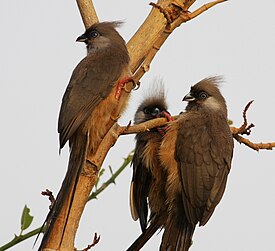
[159,121,181,198]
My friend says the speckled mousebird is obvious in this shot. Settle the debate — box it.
[159,76,234,251]
[38,21,132,250]
[127,86,172,251]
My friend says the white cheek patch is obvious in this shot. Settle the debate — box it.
[204,97,221,111]
[88,37,111,53]
[96,36,111,49]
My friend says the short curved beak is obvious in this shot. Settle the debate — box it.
[76,34,87,42]
[182,92,195,102]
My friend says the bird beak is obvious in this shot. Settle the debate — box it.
[182,92,195,102]
[76,34,87,43]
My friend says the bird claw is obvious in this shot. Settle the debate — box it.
[115,77,135,99]
[156,111,173,135]
[160,111,173,122]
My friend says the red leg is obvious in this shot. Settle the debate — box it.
[157,111,173,135]
[115,77,134,99]
[160,111,173,122]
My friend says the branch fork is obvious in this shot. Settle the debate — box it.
[231,100,275,151]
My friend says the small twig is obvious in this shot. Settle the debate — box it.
[41,189,55,210]
[88,153,133,201]
[233,134,275,151]
[79,233,100,251]
[0,227,45,251]
[239,100,255,135]
[230,100,275,151]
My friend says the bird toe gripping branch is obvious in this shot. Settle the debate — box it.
[115,77,136,99]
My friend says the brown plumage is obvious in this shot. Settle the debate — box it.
[159,76,234,251]
[38,21,131,250]
[127,88,171,251]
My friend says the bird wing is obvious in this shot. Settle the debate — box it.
[175,112,233,226]
[130,134,152,232]
[58,55,123,148]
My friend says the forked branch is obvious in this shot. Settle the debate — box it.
[231,101,275,151]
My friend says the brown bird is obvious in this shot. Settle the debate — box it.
[159,77,234,251]
[127,87,172,251]
[38,21,132,250]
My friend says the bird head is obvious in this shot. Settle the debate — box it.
[183,76,227,115]
[134,87,170,124]
[76,21,128,57]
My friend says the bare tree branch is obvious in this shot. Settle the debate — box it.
[76,0,98,28]
[232,134,275,151]
[230,100,275,151]
[41,189,55,210]
[79,233,100,251]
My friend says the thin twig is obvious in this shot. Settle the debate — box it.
[41,189,55,210]
[230,101,275,151]
[79,233,100,251]
[233,134,275,151]
[88,153,133,201]
[0,227,45,251]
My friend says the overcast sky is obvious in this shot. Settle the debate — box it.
[1,0,275,250]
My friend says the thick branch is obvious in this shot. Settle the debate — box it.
[76,0,98,28]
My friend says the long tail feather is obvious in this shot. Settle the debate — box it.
[37,133,88,250]
[126,219,161,251]
[160,209,195,251]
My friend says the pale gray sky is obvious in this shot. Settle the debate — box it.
[1,0,275,250]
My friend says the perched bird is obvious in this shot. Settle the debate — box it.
[127,87,172,251]
[38,21,132,250]
[159,76,234,251]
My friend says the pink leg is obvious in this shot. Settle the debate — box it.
[115,77,134,99]
[157,111,173,135]
[160,111,173,122]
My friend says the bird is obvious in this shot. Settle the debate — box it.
[38,21,132,250]
[159,76,234,251]
[127,86,172,251]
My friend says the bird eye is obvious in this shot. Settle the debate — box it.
[199,92,208,100]
[143,107,161,116]
[90,31,99,38]
[151,107,161,116]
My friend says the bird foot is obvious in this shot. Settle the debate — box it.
[160,111,173,122]
[115,77,135,99]
[157,111,173,135]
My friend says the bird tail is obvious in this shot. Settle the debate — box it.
[160,208,195,251]
[37,132,88,250]
[126,218,162,251]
